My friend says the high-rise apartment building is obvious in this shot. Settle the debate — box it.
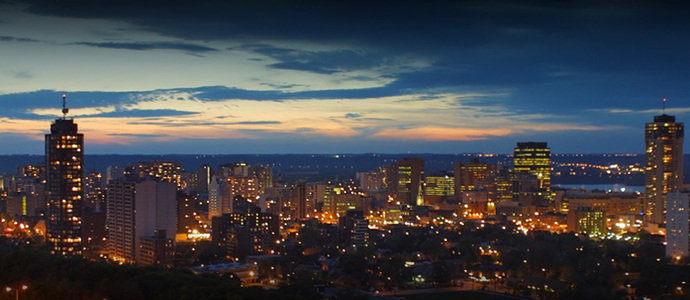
[210,212,279,259]
[136,161,184,190]
[45,96,84,256]
[644,114,684,225]
[190,165,212,194]
[84,171,104,211]
[388,158,424,206]
[249,164,272,194]
[106,180,136,262]
[107,179,177,264]
[665,190,688,259]
[296,182,325,219]
[513,142,551,193]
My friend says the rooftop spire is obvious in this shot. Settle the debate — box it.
[662,97,666,115]
[61,94,69,119]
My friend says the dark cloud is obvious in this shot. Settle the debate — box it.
[268,62,338,74]
[239,45,384,74]
[17,1,690,107]
[230,121,280,125]
[74,41,217,52]
[9,71,34,79]
[344,113,361,119]
[0,35,38,42]
[259,82,307,89]
[80,109,198,118]
[126,120,280,127]
[108,133,169,137]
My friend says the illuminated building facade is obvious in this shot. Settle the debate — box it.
[495,169,514,203]
[339,210,369,247]
[567,207,606,236]
[454,159,496,200]
[136,161,184,190]
[425,173,455,203]
[325,188,370,216]
[295,182,325,219]
[358,167,387,192]
[84,171,104,211]
[513,142,551,193]
[211,212,279,258]
[208,176,229,218]
[665,190,688,259]
[249,164,272,194]
[45,113,84,256]
[644,114,684,225]
[226,176,259,200]
[388,158,424,206]
[560,192,642,215]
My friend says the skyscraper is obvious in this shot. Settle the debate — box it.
[45,95,84,256]
[513,142,551,193]
[388,158,424,206]
[644,113,684,225]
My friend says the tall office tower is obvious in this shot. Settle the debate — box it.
[644,113,684,225]
[107,179,177,264]
[666,190,689,259]
[387,158,425,206]
[454,159,496,201]
[45,95,84,256]
[495,168,514,203]
[249,164,272,194]
[513,142,551,193]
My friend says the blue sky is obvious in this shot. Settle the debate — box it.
[0,0,688,154]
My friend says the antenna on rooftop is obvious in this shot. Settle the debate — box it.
[62,94,69,119]
[662,97,666,115]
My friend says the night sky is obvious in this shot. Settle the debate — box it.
[1,0,688,154]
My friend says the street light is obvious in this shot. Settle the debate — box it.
[5,285,28,300]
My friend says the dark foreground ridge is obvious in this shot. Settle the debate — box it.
[0,237,323,300]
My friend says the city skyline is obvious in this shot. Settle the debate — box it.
[2,1,690,154]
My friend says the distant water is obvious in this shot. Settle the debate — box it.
[554,184,644,193]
